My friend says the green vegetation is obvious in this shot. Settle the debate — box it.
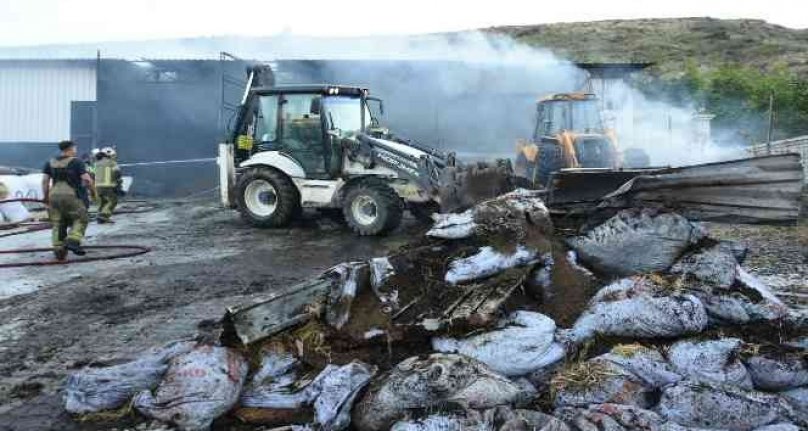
[491,18,808,144]
[635,63,808,144]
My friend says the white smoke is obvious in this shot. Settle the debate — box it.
[603,80,746,166]
[0,31,746,166]
[243,32,587,156]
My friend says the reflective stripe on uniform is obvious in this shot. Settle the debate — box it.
[95,159,119,187]
[97,166,114,187]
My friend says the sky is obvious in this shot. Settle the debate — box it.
[0,0,805,47]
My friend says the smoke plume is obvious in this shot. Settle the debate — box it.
[1,31,745,172]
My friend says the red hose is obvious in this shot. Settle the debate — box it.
[1,198,152,267]
[0,198,46,205]
[0,245,152,268]
[2,197,154,215]
[0,222,50,238]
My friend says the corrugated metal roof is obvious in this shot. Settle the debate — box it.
[0,61,96,142]
[0,58,231,63]
[0,59,96,64]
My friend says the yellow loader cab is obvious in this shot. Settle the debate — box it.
[515,93,620,187]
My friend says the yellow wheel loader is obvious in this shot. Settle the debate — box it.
[515,93,639,187]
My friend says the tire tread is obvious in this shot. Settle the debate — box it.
[236,167,299,228]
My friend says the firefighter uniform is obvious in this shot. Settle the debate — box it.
[94,157,121,222]
[45,156,90,250]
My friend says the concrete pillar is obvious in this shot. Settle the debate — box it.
[692,111,715,156]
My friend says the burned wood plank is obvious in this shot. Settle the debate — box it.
[446,270,524,325]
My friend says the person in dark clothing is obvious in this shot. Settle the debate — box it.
[42,140,95,260]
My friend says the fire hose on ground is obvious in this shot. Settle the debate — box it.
[0,198,152,267]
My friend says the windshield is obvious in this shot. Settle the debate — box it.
[536,99,604,137]
[322,95,373,136]
[571,100,604,133]
[256,95,279,142]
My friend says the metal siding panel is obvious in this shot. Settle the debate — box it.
[749,137,808,184]
[550,154,804,223]
[0,62,96,142]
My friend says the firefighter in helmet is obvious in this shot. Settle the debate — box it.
[42,140,95,260]
[87,147,101,179]
[94,146,122,224]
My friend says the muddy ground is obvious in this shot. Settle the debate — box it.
[706,222,808,309]
[0,200,805,431]
[0,199,419,431]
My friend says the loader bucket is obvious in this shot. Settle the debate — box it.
[438,159,516,213]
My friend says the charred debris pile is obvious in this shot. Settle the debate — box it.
[63,190,806,431]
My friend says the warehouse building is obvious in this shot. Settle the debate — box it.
[7,57,680,196]
[0,59,97,167]
[0,57,249,196]
[0,57,581,196]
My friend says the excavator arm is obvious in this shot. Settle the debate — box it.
[344,133,514,212]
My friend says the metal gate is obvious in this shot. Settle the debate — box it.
[70,100,97,150]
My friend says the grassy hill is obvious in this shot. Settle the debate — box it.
[492,18,808,142]
[490,18,808,78]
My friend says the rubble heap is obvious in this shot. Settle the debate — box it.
[62,190,807,431]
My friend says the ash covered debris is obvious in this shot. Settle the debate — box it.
[60,191,807,431]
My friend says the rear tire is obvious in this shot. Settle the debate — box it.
[342,180,403,236]
[236,167,300,228]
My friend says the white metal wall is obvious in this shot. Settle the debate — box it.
[0,61,96,142]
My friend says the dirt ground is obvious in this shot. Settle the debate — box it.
[0,199,419,431]
[0,201,805,431]
[706,222,808,309]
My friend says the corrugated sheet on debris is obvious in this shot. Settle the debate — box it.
[550,154,804,223]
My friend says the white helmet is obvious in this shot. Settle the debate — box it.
[101,146,116,157]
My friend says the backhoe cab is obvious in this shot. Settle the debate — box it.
[218,69,513,236]
[514,93,648,187]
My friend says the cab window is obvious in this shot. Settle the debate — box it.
[256,95,279,143]
[280,94,322,149]
[536,102,569,137]
[322,95,368,136]
[279,94,326,177]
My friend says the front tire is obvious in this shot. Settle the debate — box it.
[236,168,300,228]
[342,180,403,236]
